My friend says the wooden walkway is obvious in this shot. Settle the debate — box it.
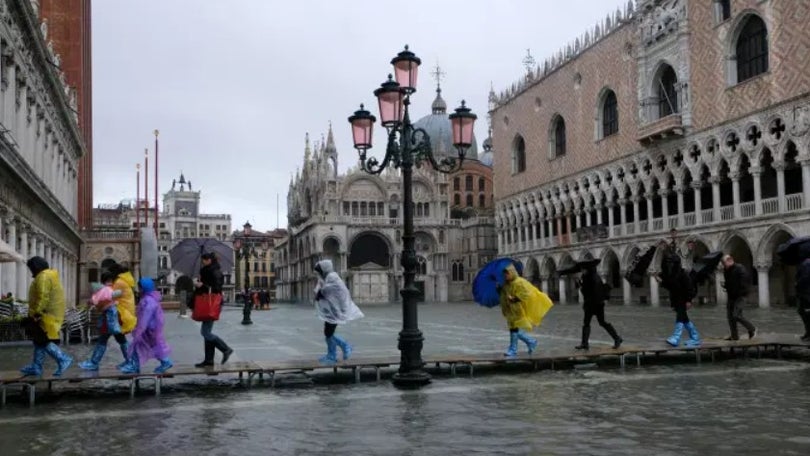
[2,334,808,407]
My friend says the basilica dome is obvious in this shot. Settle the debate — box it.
[412,87,478,160]
[479,135,494,167]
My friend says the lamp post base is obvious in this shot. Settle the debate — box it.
[240,320,253,325]
[391,370,431,389]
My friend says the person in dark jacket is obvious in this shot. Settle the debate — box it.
[658,250,701,347]
[795,258,810,341]
[193,252,234,367]
[575,260,622,350]
[721,254,757,340]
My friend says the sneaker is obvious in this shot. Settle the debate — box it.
[748,328,758,339]
[723,335,739,341]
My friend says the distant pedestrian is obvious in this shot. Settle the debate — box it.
[796,257,810,341]
[19,256,73,377]
[120,278,173,374]
[722,254,757,340]
[313,260,363,364]
[575,260,622,350]
[193,252,233,366]
[78,272,131,371]
[498,264,554,357]
[658,249,701,347]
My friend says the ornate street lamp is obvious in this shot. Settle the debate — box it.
[234,223,269,325]
[348,45,477,388]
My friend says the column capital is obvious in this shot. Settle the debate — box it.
[729,171,741,182]
[690,181,703,190]
[709,176,722,185]
[673,185,684,194]
[772,161,786,172]
[755,261,772,271]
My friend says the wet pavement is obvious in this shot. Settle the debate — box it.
[1,302,809,455]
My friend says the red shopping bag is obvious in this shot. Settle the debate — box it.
[191,292,222,322]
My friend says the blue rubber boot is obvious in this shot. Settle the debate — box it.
[155,358,173,374]
[319,336,338,364]
[517,331,538,354]
[20,347,46,376]
[116,340,130,369]
[333,335,353,360]
[684,322,702,347]
[504,332,519,357]
[119,352,140,374]
[666,322,685,347]
[44,342,73,377]
[79,343,107,370]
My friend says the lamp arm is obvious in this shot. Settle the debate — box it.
[411,128,462,174]
[360,129,398,175]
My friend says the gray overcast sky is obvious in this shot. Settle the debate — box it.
[92,0,625,232]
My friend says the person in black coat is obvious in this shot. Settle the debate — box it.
[721,254,757,340]
[193,252,234,367]
[658,249,702,347]
[575,261,622,350]
[796,258,810,341]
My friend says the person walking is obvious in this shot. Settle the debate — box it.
[796,256,810,341]
[18,257,73,377]
[498,264,554,357]
[658,249,701,347]
[575,260,622,350]
[120,277,173,374]
[313,260,364,364]
[108,262,138,368]
[722,254,757,340]
[78,272,134,370]
[193,252,233,367]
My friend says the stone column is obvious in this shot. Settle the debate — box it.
[619,199,628,235]
[711,176,721,222]
[751,167,763,216]
[541,276,549,294]
[692,182,702,223]
[715,272,727,306]
[556,217,563,245]
[622,269,632,305]
[596,204,603,226]
[497,231,504,253]
[2,217,16,296]
[801,159,810,209]
[539,218,546,248]
[632,196,641,234]
[660,189,670,229]
[645,193,654,230]
[675,186,685,228]
[775,161,786,213]
[558,276,567,305]
[649,272,660,307]
[17,227,28,300]
[756,263,770,309]
[731,172,741,219]
[607,202,615,237]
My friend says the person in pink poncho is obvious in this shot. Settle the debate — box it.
[119,277,172,374]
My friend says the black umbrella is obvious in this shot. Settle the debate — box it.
[169,238,234,277]
[558,258,601,276]
[624,245,657,288]
[776,236,810,266]
[690,251,724,286]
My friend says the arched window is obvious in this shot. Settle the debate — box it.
[453,193,461,206]
[465,175,473,191]
[416,256,427,275]
[601,90,618,137]
[512,135,526,174]
[550,116,566,158]
[479,193,486,208]
[657,65,678,118]
[466,194,474,207]
[453,177,460,191]
[478,177,485,191]
[736,15,768,83]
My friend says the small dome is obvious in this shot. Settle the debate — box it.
[479,131,493,167]
[412,88,478,159]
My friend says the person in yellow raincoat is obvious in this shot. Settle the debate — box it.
[19,256,74,376]
[108,262,138,368]
[499,264,554,357]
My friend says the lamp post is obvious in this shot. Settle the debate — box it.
[234,222,267,325]
[348,45,477,388]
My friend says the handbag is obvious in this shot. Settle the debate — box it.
[191,292,222,322]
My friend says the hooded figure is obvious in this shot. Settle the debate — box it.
[119,278,172,374]
[109,263,137,335]
[499,264,554,357]
[19,256,73,377]
[658,251,701,347]
[78,271,130,371]
[313,259,363,364]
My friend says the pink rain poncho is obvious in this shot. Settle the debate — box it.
[128,278,171,363]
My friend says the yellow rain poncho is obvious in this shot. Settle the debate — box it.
[113,271,137,334]
[28,269,66,340]
[500,265,554,331]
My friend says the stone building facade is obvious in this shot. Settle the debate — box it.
[491,0,810,308]
[0,0,85,304]
[275,97,497,305]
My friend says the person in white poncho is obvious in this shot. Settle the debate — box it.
[314,259,364,364]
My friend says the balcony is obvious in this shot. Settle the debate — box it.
[637,114,684,144]
[82,230,138,241]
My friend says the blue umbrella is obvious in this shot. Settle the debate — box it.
[472,258,524,308]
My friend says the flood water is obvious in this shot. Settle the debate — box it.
[1,359,809,455]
